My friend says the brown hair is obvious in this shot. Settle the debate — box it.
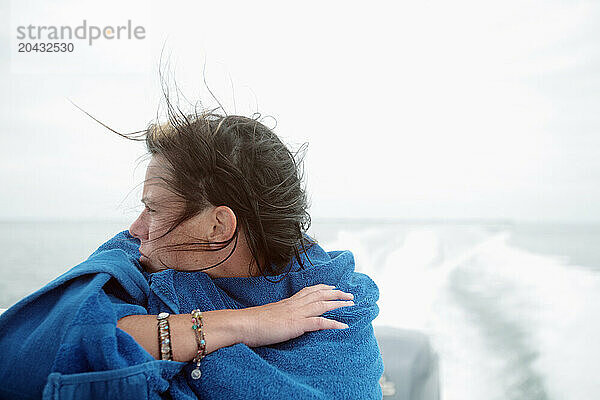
[142,106,313,280]
[75,81,315,281]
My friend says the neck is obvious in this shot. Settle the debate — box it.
[205,232,264,278]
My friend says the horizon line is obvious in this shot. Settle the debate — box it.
[0,217,599,226]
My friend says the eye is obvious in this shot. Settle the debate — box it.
[144,204,156,214]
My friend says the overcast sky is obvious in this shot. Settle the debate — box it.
[1,0,599,223]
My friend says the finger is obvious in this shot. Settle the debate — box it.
[292,284,336,299]
[299,288,354,304]
[304,317,349,332]
[303,300,355,316]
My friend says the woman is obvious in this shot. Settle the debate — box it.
[0,102,384,399]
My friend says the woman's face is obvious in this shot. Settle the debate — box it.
[128,155,214,273]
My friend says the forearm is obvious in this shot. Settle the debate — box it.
[117,284,354,362]
[117,310,242,362]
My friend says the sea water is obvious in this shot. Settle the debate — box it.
[1,220,599,400]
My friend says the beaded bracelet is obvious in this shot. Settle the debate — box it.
[190,309,207,379]
[156,312,173,361]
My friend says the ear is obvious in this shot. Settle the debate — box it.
[209,206,237,242]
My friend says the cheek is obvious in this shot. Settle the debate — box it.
[144,216,180,254]
[145,220,160,240]
[146,214,171,239]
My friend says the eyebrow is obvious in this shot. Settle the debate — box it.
[141,197,157,206]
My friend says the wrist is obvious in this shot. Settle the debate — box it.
[234,305,262,347]
[233,307,253,346]
[202,309,245,353]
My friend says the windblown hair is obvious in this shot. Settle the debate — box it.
[71,69,315,281]
[139,105,314,279]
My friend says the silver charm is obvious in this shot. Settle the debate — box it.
[191,368,202,380]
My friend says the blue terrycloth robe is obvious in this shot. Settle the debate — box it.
[0,230,384,399]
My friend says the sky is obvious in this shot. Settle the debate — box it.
[1,0,599,223]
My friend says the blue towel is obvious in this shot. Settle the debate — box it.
[0,230,384,399]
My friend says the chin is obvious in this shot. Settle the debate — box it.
[140,257,161,273]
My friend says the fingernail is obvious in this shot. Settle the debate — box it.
[342,323,350,329]
[347,301,354,306]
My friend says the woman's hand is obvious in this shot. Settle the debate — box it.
[238,284,355,347]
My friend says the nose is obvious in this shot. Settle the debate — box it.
[129,212,148,241]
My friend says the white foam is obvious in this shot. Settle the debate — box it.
[468,232,600,400]
[318,223,600,400]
